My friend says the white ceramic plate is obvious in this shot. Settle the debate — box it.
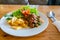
[0,12,49,37]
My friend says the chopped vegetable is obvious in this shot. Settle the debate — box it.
[20,6,38,16]
[30,8,38,16]
[4,14,10,17]
[22,9,30,16]
[37,22,41,25]
[6,18,12,20]
[12,9,23,18]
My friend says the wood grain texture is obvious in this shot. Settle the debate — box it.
[0,5,60,40]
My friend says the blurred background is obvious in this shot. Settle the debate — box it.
[0,0,60,5]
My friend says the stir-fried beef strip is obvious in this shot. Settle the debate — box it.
[23,14,41,28]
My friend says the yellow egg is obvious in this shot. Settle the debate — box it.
[12,26,23,30]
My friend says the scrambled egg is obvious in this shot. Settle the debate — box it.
[7,17,28,30]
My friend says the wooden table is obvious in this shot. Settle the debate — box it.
[0,5,60,40]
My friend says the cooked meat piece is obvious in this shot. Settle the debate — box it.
[37,16,40,18]
[34,23,39,27]
[37,16,40,22]
[23,14,41,28]
[29,23,34,28]
[27,14,37,28]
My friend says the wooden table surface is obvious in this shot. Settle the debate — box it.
[0,5,60,40]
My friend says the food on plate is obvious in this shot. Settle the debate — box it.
[5,6,44,30]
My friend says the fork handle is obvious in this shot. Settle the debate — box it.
[53,20,60,32]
